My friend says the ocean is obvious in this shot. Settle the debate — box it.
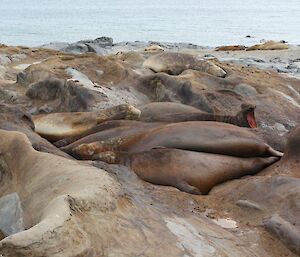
[0,0,299,47]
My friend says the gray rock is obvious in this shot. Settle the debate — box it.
[0,193,24,236]
[0,65,6,79]
[62,43,89,53]
[80,36,113,47]
[234,84,258,97]
[236,200,262,210]
[10,53,27,62]
[0,55,11,66]
[0,88,18,102]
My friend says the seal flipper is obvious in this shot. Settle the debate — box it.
[176,181,202,195]
[267,146,284,157]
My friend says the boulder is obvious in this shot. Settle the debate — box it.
[0,193,24,237]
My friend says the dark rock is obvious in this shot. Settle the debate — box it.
[26,77,106,112]
[0,193,24,236]
[234,84,258,98]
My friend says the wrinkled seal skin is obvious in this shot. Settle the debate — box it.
[33,104,141,141]
[263,214,300,255]
[73,121,283,159]
[110,148,279,194]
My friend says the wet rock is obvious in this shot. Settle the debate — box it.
[0,193,24,236]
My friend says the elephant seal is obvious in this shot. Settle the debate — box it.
[92,148,279,195]
[33,104,141,141]
[73,121,283,159]
[139,102,201,120]
[60,121,163,155]
[54,120,153,148]
[143,52,226,77]
[140,102,257,128]
[247,41,288,51]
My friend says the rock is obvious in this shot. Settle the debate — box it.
[0,193,24,236]
[263,214,300,255]
[0,103,70,158]
[0,88,18,102]
[0,54,11,65]
[26,77,106,112]
[0,65,6,79]
[80,36,113,47]
[234,84,258,98]
[10,53,27,62]
[236,200,262,210]
[62,42,89,53]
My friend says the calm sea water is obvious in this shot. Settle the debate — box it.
[0,0,299,47]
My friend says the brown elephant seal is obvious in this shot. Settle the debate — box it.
[140,102,257,128]
[142,52,226,77]
[33,104,141,141]
[139,102,201,120]
[92,148,279,195]
[215,45,246,51]
[73,121,282,159]
[247,41,288,51]
[60,121,163,155]
[54,120,153,148]
[263,214,300,255]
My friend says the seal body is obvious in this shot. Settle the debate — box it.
[73,121,282,159]
[120,148,279,194]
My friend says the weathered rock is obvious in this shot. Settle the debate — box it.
[0,103,70,158]
[0,193,24,237]
[234,83,258,98]
[263,214,300,255]
[0,54,11,65]
[26,77,106,112]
